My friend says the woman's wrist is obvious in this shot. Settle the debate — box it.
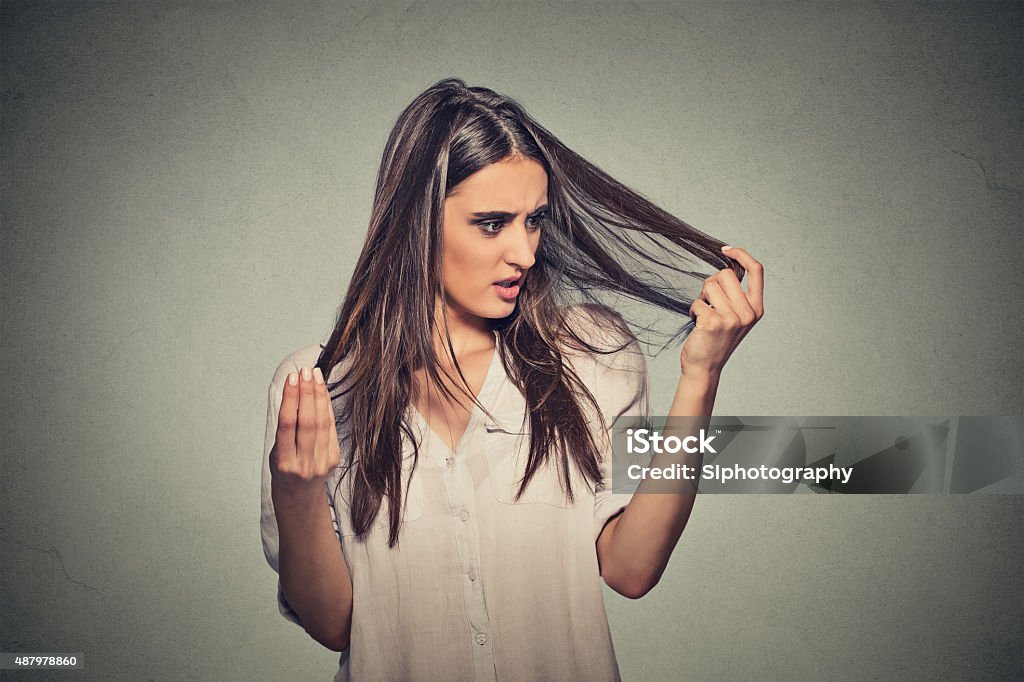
[668,364,721,418]
[272,477,329,512]
[678,362,721,386]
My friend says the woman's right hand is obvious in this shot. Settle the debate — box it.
[270,366,342,495]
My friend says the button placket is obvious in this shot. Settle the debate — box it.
[439,423,494,680]
[427,338,500,681]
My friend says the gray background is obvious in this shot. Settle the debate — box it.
[2,1,1021,680]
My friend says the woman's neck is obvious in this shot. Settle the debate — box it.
[431,299,495,363]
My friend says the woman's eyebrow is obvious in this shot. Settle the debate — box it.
[470,204,549,220]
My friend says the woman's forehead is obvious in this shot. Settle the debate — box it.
[448,158,548,209]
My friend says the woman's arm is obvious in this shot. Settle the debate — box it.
[270,367,354,651]
[596,369,717,598]
[273,482,354,651]
[597,246,763,598]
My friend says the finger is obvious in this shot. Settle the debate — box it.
[712,269,757,323]
[274,370,300,462]
[689,297,714,321]
[313,367,331,471]
[295,366,317,465]
[722,246,764,316]
[703,280,738,321]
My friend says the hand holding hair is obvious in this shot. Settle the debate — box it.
[680,245,765,378]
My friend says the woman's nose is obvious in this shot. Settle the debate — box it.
[503,222,537,269]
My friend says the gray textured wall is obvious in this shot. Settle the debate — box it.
[2,1,1021,680]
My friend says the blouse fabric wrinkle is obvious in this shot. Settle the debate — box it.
[260,311,650,682]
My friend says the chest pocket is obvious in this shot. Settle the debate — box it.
[328,454,426,537]
[484,417,577,509]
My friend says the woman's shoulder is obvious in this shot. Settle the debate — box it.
[269,343,325,387]
[559,303,646,380]
[558,304,649,416]
[560,303,634,348]
[559,303,643,360]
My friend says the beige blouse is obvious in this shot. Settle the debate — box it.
[260,312,649,681]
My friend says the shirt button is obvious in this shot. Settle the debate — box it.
[459,509,470,522]
[475,633,488,645]
[445,457,455,468]
[468,568,478,581]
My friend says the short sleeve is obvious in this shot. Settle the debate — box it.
[562,305,651,543]
[260,344,339,626]
[590,334,649,542]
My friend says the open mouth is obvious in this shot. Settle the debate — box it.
[493,275,523,300]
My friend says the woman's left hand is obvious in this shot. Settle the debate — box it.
[680,246,764,379]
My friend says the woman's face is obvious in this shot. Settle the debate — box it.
[440,156,547,321]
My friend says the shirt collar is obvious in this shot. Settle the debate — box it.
[480,337,529,434]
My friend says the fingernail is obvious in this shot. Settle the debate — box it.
[301,367,312,381]
[313,367,324,385]
[287,371,298,386]
[721,245,733,251]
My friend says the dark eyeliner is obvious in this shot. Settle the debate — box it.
[476,220,503,236]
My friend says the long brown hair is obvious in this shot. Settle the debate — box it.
[316,78,741,546]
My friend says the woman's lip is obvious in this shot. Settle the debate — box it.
[494,283,521,300]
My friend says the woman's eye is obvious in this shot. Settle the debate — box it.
[477,212,545,235]
[526,212,546,230]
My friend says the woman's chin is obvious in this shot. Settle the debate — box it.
[472,301,518,320]
[486,305,517,320]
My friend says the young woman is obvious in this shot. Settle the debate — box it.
[260,78,764,681]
